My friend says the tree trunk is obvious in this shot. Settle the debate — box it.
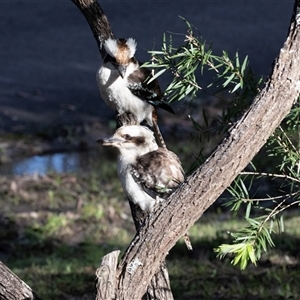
[71,1,175,298]
[0,261,42,300]
[95,251,120,300]
[129,202,174,300]
[71,0,114,58]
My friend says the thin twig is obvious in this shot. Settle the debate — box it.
[240,171,300,184]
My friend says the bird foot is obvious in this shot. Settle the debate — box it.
[116,112,138,128]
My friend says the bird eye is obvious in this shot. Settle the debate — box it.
[123,134,132,140]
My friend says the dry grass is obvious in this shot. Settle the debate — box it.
[1,168,300,299]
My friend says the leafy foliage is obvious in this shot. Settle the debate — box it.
[143,17,263,143]
[144,17,300,269]
[217,102,300,269]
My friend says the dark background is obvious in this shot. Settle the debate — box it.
[0,0,294,136]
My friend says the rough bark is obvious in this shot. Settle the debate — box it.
[95,251,120,300]
[0,261,42,300]
[129,202,174,300]
[72,0,114,57]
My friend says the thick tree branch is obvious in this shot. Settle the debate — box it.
[72,0,114,57]
[95,251,120,300]
[0,261,42,300]
[128,202,174,300]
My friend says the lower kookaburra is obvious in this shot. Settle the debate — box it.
[100,125,183,211]
[100,125,192,250]
[96,37,173,148]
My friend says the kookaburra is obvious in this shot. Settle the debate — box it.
[100,125,192,250]
[100,125,183,211]
[96,37,173,148]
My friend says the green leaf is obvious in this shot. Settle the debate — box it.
[235,52,240,68]
[241,55,248,74]
[223,73,236,88]
[245,202,252,219]
[258,234,267,252]
[247,243,257,265]
[231,82,241,93]
[240,178,249,198]
[279,214,285,232]
[146,68,167,83]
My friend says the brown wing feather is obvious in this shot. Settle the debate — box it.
[131,148,184,199]
[127,62,174,114]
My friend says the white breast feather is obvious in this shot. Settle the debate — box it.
[118,161,155,211]
[96,63,153,125]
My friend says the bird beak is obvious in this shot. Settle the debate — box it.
[117,65,127,78]
[97,137,123,147]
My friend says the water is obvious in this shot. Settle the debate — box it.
[0,151,105,176]
[13,153,79,175]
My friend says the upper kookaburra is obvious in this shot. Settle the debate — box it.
[96,37,173,148]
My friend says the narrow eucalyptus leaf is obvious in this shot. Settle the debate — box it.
[280,215,284,232]
[223,73,236,87]
[235,52,240,68]
[231,82,241,93]
[147,69,167,83]
[241,55,248,74]
[245,202,252,219]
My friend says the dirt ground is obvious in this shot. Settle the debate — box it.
[0,1,293,152]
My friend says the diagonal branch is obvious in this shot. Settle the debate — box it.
[0,261,42,300]
[72,0,114,57]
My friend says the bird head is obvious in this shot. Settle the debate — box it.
[99,125,158,160]
[104,38,137,78]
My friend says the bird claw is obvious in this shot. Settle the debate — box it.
[116,112,138,128]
